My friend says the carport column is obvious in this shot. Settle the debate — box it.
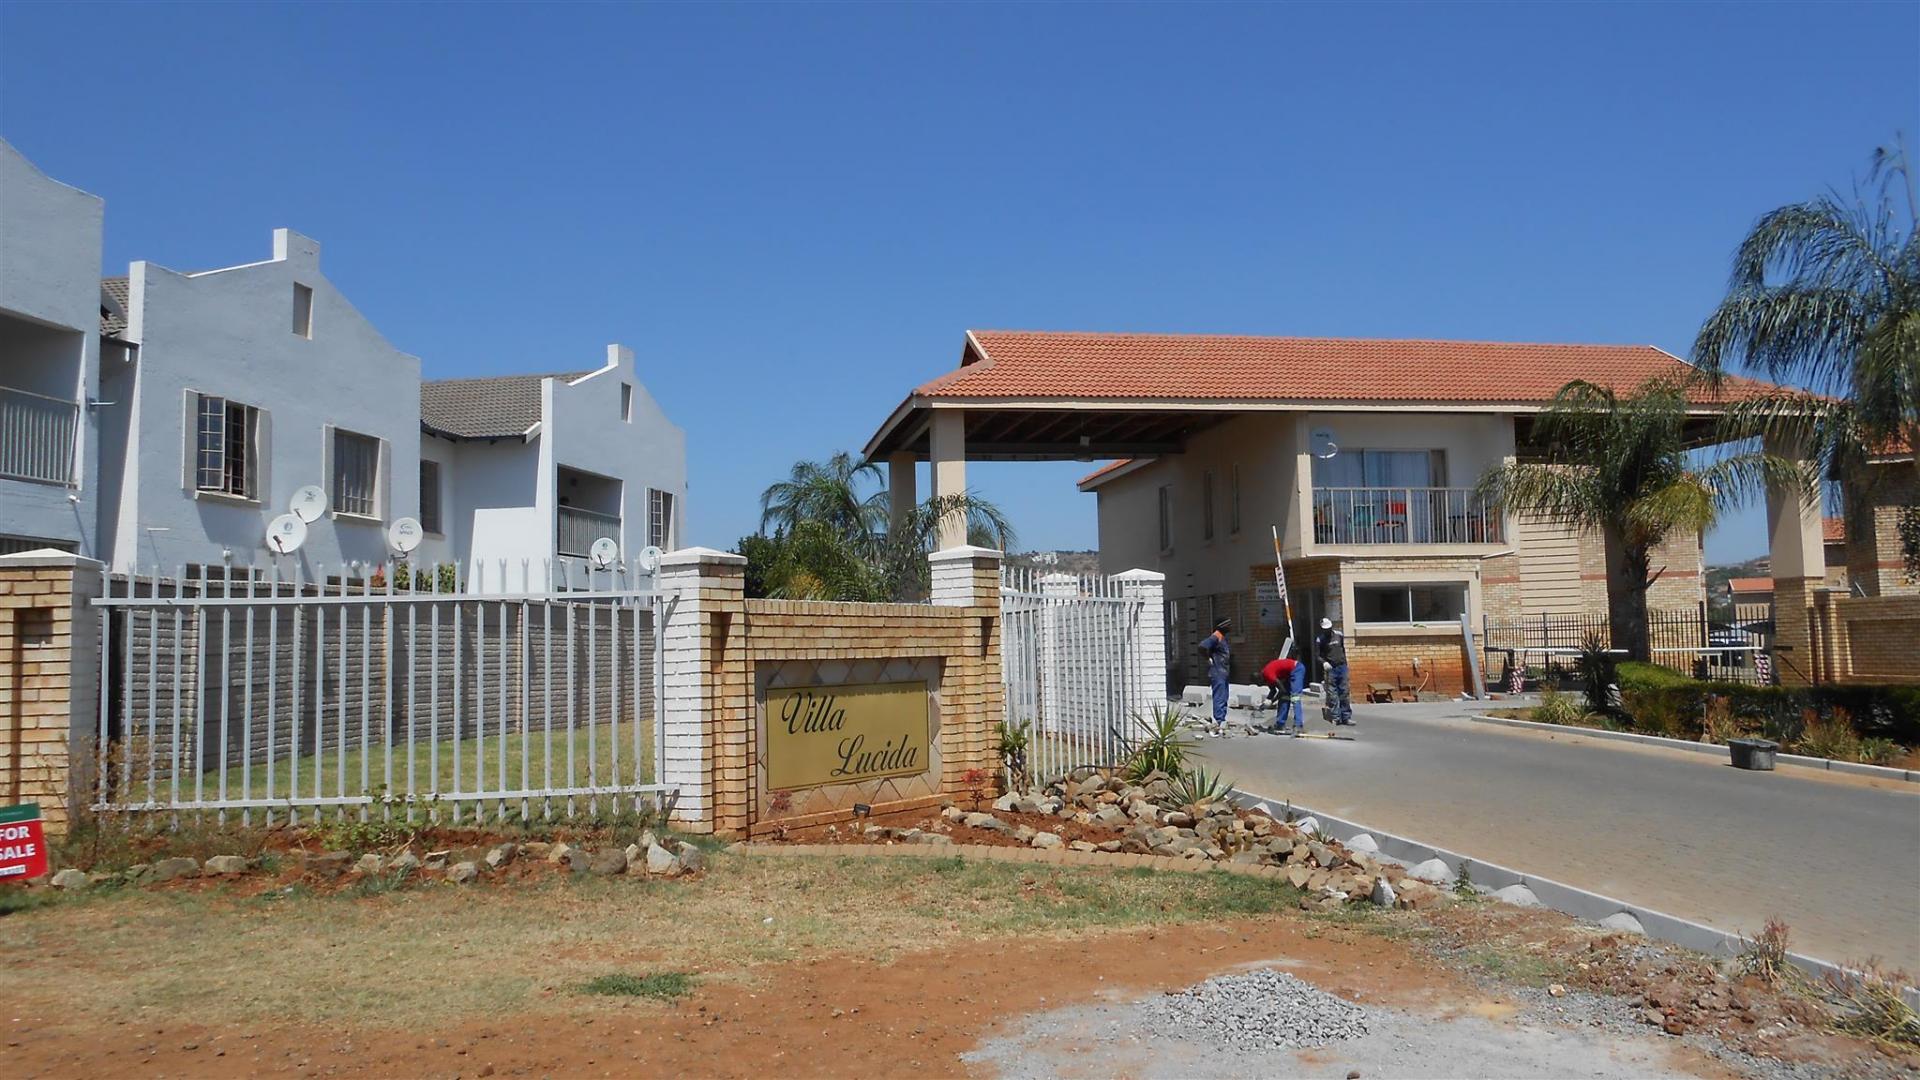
[929,409,969,550]
[656,546,748,836]
[1764,437,1825,687]
[886,450,918,538]
[928,545,1004,784]
[1113,569,1167,719]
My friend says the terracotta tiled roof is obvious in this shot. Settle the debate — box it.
[1077,459,1135,487]
[420,371,589,440]
[1726,577,1774,595]
[1823,518,1845,544]
[918,331,1783,406]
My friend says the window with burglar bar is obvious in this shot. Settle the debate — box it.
[195,394,260,499]
[419,459,442,533]
[331,429,381,517]
[649,488,675,549]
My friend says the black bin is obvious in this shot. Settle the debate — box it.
[1728,737,1779,771]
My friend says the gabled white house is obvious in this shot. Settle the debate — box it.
[99,228,423,576]
[418,346,686,588]
[0,138,106,558]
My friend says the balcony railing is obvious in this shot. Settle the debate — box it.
[0,385,79,486]
[557,505,622,558]
[1312,487,1502,545]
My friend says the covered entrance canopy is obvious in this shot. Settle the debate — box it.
[863,329,1788,548]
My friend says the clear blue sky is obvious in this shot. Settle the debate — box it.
[3,3,1914,564]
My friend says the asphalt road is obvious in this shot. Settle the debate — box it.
[1209,700,1920,971]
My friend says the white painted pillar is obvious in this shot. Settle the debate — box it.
[929,409,969,550]
[1113,569,1167,724]
[655,545,746,833]
[887,450,918,539]
[928,543,1002,607]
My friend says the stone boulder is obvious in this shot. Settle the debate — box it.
[204,855,250,876]
[644,843,681,877]
[447,861,480,884]
[150,856,201,882]
[50,868,90,890]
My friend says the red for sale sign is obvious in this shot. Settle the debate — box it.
[0,803,49,881]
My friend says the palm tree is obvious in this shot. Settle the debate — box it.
[758,452,888,550]
[1476,379,1790,661]
[747,454,1019,602]
[1692,144,1919,494]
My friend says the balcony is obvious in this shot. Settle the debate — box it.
[0,385,79,486]
[557,505,622,558]
[1312,487,1502,546]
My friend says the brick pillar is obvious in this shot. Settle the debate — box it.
[0,551,103,837]
[656,547,747,836]
[1772,577,1816,687]
[928,546,1003,786]
[1764,437,1825,687]
[1810,587,1849,683]
[1113,569,1167,719]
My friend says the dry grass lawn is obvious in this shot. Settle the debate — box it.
[0,852,1301,1027]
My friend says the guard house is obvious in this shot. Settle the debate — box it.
[864,330,1826,693]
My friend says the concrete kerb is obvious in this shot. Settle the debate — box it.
[1230,788,1920,1009]
[1466,712,1920,784]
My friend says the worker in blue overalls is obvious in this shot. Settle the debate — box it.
[1199,618,1232,738]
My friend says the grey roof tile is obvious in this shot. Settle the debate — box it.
[420,371,591,439]
[101,277,129,338]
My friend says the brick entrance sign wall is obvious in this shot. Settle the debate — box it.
[657,546,1003,839]
[0,552,103,834]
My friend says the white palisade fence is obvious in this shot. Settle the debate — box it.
[91,558,672,825]
[999,565,1157,786]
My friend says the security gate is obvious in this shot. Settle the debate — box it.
[93,559,673,824]
[1000,566,1150,785]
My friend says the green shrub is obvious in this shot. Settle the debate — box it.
[1617,661,1695,691]
[1531,690,1588,726]
[1119,704,1190,782]
[1574,635,1620,716]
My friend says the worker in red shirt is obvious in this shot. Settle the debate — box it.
[1260,654,1307,735]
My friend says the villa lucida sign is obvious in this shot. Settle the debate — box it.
[764,681,931,791]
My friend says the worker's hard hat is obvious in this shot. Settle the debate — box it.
[1213,618,1232,632]
[1319,618,1333,629]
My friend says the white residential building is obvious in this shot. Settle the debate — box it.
[0,138,106,557]
[98,229,423,577]
[418,345,687,588]
[2,140,688,585]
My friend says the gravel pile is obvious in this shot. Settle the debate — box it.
[1149,969,1369,1049]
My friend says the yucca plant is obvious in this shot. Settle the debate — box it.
[1166,765,1234,810]
[1116,704,1191,781]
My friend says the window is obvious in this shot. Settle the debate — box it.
[1352,582,1469,625]
[620,383,634,422]
[195,394,261,499]
[419,459,442,534]
[1157,485,1172,554]
[292,283,313,338]
[331,429,381,518]
[1313,449,1447,488]
[1202,470,1215,541]
[649,488,675,549]
[1229,465,1242,535]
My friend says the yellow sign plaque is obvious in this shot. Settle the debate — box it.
[764,681,930,792]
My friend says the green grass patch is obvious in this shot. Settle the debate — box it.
[576,971,696,1001]
[0,888,59,917]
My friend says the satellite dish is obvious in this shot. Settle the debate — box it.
[386,517,423,557]
[266,514,308,555]
[289,484,328,523]
[588,537,619,570]
[1310,428,1340,460]
[636,545,664,574]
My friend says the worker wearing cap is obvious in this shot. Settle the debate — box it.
[1260,654,1307,735]
[1199,619,1232,737]
[1315,618,1354,726]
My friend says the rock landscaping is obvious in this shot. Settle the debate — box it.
[782,767,1451,914]
[26,827,711,893]
[1149,968,1371,1049]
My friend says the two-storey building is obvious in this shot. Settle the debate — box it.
[866,330,1789,694]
